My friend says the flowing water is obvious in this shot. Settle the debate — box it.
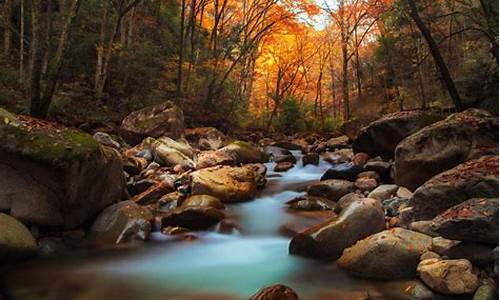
[2,152,417,300]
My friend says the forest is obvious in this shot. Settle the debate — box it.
[0,0,498,300]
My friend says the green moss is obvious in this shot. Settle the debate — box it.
[0,123,101,168]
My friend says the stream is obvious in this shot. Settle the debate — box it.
[2,151,417,300]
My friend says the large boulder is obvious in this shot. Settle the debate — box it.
[190,166,257,203]
[395,109,498,190]
[417,258,479,295]
[120,101,184,145]
[306,180,356,201]
[320,162,363,181]
[89,200,153,244]
[337,228,432,279]
[352,111,442,160]
[289,198,385,259]
[0,111,125,228]
[402,155,498,222]
[196,150,235,169]
[0,213,37,263]
[430,198,498,244]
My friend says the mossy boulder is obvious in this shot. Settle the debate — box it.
[0,213,37,263]
[395,109,498,190]
[120,101,184,145]
[0,110,126,228]
[352,111,442,160]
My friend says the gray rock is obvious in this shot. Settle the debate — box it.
[120,101,184,145]
[395,109,498,191]
[289,198,385,259]
[353,111,442,159]
[337,228,433,279]
[417,258,479,295]
[402,156,498,222]
[90,201,153,244]
[368,184,399,201]
[431,198,498,244]
[307,179,356,201]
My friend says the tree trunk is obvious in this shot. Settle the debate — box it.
[407,0,463,111]
[176,0,186,102]
[19,0,24,83]
[42,0,54,78]
[95,3,109,98]
[341,42,350,120]
[3,0,12,56]
[39,0,81,117]
[29,0,45,117]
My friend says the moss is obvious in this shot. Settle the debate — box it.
[0,122,101,168]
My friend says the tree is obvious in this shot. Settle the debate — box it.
[406,0,463,111]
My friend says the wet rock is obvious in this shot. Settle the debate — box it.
[430,198,498,244]
[0,213,37,262]
[158,191,184,211]
[410,221,439,237]
[354,177,378,192]
[432,237,460,254]
[127,178,156,196]
[334,193,364,213]
[120,101,184,145]
[337,228,433,279]
[367,184,399,201]
[286,195,335,211]
[123,155,148,175]
[246,163,267,189]
[353,111,442,160]
[196,150,235,169]
[289,198,385,259]
[274,162,294,172]
[397,187,413,198]
[382,197,409,217]
[0,111,125,228]
[264,146,292,158]
[185,127,226,150]
[402,156,498,222]
[93,132,120,149]
[280,211,336,237]
[302,153,319,166]
[251,284,299,300]
[161,206,225,230]
[352,152,369,166]
[152,138,194,169]
[395,109,498,190]
[326,135,350,150]
[191,166,257,203]
[161,226,190,235]
[274,154,297,164]
[181,195,225,209]
[421,251,441,261]
[132,179,176,205]
[357,170,380,181]
[307,179,356,201]
[220,141,268,164]
[363,160,391,178]
[320,162,362,181]
[417,258,479,295]
[322,148,354,165]
[89,201,153,244]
